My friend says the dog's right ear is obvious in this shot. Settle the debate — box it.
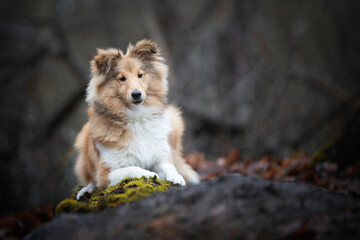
[90,48,122,76]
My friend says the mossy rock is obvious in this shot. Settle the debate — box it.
[55,176,177,215]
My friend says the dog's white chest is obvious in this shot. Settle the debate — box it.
[96,110,172,170]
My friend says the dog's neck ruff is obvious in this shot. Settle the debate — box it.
[95,105,172,171]
[93,100,164,124]
[93,100,124,122]
[123,105,164,123]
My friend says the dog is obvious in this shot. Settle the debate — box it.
[74,39,200,199]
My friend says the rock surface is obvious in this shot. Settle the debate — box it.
[26,174,360,240]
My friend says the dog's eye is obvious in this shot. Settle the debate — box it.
[120,77,126,81]
[138,74,143,78]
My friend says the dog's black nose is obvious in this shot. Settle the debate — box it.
[131,90,142,100]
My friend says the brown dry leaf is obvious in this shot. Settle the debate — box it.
[185,152,207,171]
[216,149,241,168]
[224,149,241,167]
[193,148,360,197]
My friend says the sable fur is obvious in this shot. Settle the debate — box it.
[74,40,199,198]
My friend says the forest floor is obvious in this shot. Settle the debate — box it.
[0,150,359,239]
[186,150,360,198]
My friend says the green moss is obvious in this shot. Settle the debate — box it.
[56,176,177,214]
[55,199,95,215]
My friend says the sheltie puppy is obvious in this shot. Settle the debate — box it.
[74,39,200,199]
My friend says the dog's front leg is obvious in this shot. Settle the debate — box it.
[108,166,159,186]
[153,162,186,186]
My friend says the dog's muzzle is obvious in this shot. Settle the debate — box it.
[131,90,143,104]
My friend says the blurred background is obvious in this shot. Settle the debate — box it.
[0,0,359,216]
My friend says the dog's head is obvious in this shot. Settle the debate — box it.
[86,39,168,114]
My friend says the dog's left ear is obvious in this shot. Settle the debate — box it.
[128,39,160,62]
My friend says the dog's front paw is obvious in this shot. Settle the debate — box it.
[76,183,95,200]
[166,173,186,186]
[141,170,159,179]
[109,167,160,186]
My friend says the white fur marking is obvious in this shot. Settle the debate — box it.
[108,167,159,186]
[96,106,176,184]
[76,183,95,200]
[86,75,103,105]
[152,61,169,91]
[154,162,186,186]
[187,174,200,184]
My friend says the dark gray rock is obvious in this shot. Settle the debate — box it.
[26,174,360,240]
